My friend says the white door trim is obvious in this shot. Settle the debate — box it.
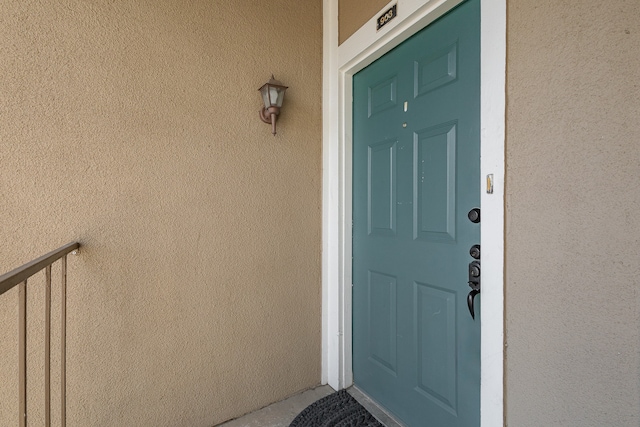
[321,0,506,425]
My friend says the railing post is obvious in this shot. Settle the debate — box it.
[45,265,52,427]
[61,254,67,427]
[19,280,27,427]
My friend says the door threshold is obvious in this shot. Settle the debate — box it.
[348,386,406,427]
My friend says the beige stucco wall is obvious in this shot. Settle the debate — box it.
[338,0,389,44]
[0,1,322,426]
[506,0,640,425]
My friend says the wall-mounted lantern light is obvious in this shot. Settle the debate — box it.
[258,75,288,136]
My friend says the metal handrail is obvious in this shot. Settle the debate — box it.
[0,242,79,296]
[0,241,80,427]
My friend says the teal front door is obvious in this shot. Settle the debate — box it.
[352,1,480,426]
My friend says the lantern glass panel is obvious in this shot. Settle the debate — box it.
[274,88,286,107]
[260,85,272,108]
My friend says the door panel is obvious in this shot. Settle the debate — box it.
[368,270,398,374]
[414,41,458,96]
[368,139,397,236]
[414,122,457,242]
[415,281,458,414]
[352,1,480,426]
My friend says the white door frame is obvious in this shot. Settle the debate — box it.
[321,0,506,425]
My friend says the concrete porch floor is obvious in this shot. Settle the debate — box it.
[215,385,404,427]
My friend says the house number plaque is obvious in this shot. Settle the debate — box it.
[377,4,397,31]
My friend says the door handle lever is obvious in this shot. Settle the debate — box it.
[467,288,480,319]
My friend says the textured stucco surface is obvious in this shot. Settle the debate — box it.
[506,0,640,425]
[0,1,322,426]
[338,0,389,45]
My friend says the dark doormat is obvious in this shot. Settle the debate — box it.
[289,390,384,427]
